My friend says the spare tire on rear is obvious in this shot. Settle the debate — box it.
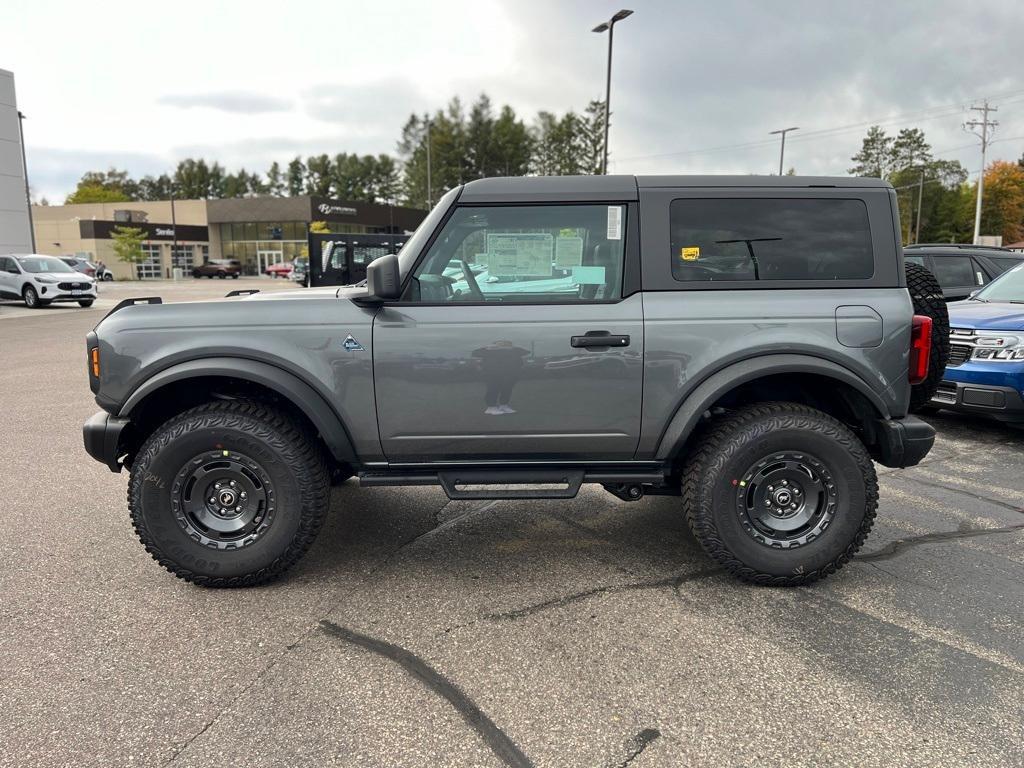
[905,261,950,411]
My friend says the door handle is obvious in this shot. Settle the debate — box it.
[571,331,630,348]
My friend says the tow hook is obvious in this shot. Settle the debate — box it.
[603,483,644,502]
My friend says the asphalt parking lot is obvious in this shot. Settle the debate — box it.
[1,279,1022,767]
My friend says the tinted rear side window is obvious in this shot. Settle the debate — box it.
[670,198,873,282]
[928,256,975,286]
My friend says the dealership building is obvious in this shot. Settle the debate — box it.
[30,195,425,279]
[1,68,33,254]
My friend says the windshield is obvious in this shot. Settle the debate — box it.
[396,186,461,278]
[975,263,1024,302]
[16,256,76,274]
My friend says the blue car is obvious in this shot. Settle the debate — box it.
[934,262,1024,421]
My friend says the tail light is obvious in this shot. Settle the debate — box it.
[909,314,933,384]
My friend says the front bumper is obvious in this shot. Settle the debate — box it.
[39,283,97,302]
[83,410,130,472]
[931,379,1024,421]
[871,415,935,468]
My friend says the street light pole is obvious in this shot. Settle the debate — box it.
[592,9,633,175]
[769,126,799,176]
[425,117,433,209]
[16,111,36,251]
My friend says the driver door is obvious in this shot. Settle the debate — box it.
[372,202,644,462]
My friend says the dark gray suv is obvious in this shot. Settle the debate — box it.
[83,175,941,588]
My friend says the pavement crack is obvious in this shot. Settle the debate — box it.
[485,567,722,622]
[858,523,1024,562]
[892,472,1024,515]
[609,728,662,768]
[319,620,533,768]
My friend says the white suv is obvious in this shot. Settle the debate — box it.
[0,254,98,309]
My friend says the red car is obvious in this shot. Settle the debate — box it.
[265,262,293,278]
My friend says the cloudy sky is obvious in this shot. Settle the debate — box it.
[6,0,1024,202]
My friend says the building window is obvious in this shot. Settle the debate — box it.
[137,244,162,279]
[171,245,194,269]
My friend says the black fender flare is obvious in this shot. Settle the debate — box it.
[118,357,357,463]
[654,354,891,460]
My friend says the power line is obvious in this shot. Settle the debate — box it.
[615,87,1024,164]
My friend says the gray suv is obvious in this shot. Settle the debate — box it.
[83,176,940,588]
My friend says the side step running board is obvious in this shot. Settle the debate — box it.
[359,468,667,500]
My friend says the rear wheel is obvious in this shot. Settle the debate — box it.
[905,262,949,411]
[682,402,877,586]
[217,271,227,279]
[128,401,330,587]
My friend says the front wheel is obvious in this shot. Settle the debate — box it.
[128,401,331,587]
[682,402,877,586]
[78,299,94,307]
[23,285,41,308]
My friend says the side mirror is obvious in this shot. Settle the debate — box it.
[968,289,979,299]
[363,253,402,302]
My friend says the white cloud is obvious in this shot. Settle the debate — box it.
[5,0,1023,201]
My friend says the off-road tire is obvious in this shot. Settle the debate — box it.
[78,299,94,307]
[905,262,949,410]
[128,400,330,587]
[682,402,878,586]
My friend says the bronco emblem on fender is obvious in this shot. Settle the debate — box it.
[342,334,364,351]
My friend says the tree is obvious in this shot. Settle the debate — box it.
[891,128,932,170]
[266,161,286,196]
[492,105,532,177]
[137,174,173,201]
[849,126,895,178]
[978,160,1024,243]
[65,168,135,204]
[890,159,969,244]
[581,100,607,175]
[287,157,306,196]
[110,225,146,269]
[305,154,333,196]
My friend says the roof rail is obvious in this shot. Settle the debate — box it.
[905,243,1012,252]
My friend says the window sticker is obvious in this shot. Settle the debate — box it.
[607,206,622,240]
[474,252,489,267]
[554,236,584,268]
[572,265,606,285]
[486,233,554,277]
[681,246,701,261]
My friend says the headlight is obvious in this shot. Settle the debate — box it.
[35,277,58,284]
[971,331,1024,361]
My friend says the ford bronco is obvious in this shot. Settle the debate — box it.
[83,175,943,587]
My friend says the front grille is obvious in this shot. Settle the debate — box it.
[57,282,88,290]
[947,344,971,367]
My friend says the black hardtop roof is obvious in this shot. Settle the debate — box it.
[458,174,892,203]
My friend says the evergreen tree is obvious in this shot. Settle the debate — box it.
[266,161,286,196]
[286,157,306,196]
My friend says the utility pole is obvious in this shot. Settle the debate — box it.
[16,111,36,251]
[592,10,634,175]
[170,185,178,279]
[769,127,799,176]
[964,100,998,244]
[915,170,924,244]
[425,118,433,209]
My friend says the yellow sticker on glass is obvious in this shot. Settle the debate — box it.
[681,246,700,261]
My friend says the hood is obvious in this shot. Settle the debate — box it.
[948,300,1024,331]
[243,285,370,301]
[36,272,93,282]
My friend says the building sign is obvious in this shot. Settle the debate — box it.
[79,220,209,242]
[310,197,358,220]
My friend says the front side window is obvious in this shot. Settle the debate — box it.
[407,204,626,303]
[670,198,873,282]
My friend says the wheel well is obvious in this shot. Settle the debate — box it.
[674,372,885,463]
[120,376,341,471]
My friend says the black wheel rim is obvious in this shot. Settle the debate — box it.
[170,450,275,550]
[735,451,837,548]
